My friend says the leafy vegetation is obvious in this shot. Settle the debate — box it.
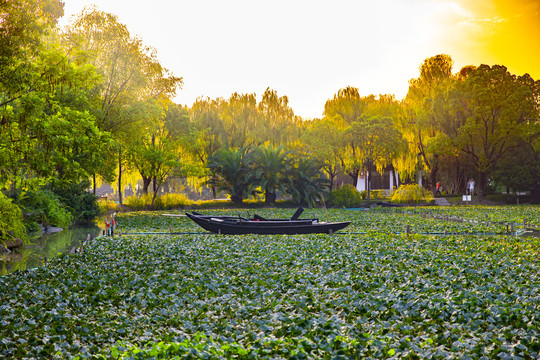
[206,147,255,203]
[0,193,27,245]
[124,193,191,211]
[15,189,73,232]
[206,146,329,204]
[391,184,434,204]
[328,184,365,208]
[1,208,539,359]
[51,181,100,225]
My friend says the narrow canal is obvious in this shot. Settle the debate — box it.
[1,221,104,275]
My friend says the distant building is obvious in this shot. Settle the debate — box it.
[356,166,399,192]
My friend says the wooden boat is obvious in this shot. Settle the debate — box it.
[185,209,350,235]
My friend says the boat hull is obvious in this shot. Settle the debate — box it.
[185,213,350,235]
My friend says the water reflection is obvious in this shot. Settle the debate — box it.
[1,223,103,275]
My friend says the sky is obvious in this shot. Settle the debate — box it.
[58,0,540,119]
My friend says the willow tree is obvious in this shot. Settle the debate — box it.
[221,93,259,149]
[63,7,182,202]
[190,97,226,164]
[301,117,347,190]
[257,88,299,146]
[128,103,193,206]
[63,8,145,201]
[399,54,455,192]
[323,87,373,186]
[347,115,403,199]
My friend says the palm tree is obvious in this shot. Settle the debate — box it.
[206,147,254,203]
[286,157,331,207]
[248,145,291,204]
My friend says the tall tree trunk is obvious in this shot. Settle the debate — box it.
[478,172,486,198]
[348,168,359,188]
[366,169,371,200]
[93,173,97,196]
[430,155,439,196]
[141,175,151,195]
[118,149,123,205]
[329,173,335,191]
[151,187,158,207]
[430,167,439,196]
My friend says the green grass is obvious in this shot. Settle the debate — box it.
[1,207,539,359]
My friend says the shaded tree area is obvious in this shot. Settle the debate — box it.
[206,145,329,205]
[0,1,185,239]
[0,0,114,238]
[410,58,540,197]
[63,6,184,204]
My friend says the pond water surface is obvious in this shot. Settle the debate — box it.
[1,222,104,275]
[3,221,538,276]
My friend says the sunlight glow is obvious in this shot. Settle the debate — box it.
[59,0,540,119]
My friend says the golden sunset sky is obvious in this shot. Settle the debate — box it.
[59,0,540,119]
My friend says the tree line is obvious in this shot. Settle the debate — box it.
[1,1,540,237]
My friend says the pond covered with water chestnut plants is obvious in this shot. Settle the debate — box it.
[1,206,539,359]
[1,222,103,275]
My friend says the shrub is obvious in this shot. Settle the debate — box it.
[154,193,191,210]
[390,184,434,204]
[52,181,100,224]
[328,184,364,208]
[98,198,120,214]
[125,193,192,210]
[369,189,390,200]
[0,192,27,245]
[124,194,150,210]
[18,189,72,230]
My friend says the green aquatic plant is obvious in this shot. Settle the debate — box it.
[1,207,539,359]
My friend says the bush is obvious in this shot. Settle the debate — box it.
[328,184,364,208]
[125,193,192,210]
[124,194,149,210]
[98,198,120,215]
[18,189,72,231]
[52,181,100,224]
[390,184,434,204]
[0,192,27,245]
[154,193,191,210]
[369,189,390,200]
